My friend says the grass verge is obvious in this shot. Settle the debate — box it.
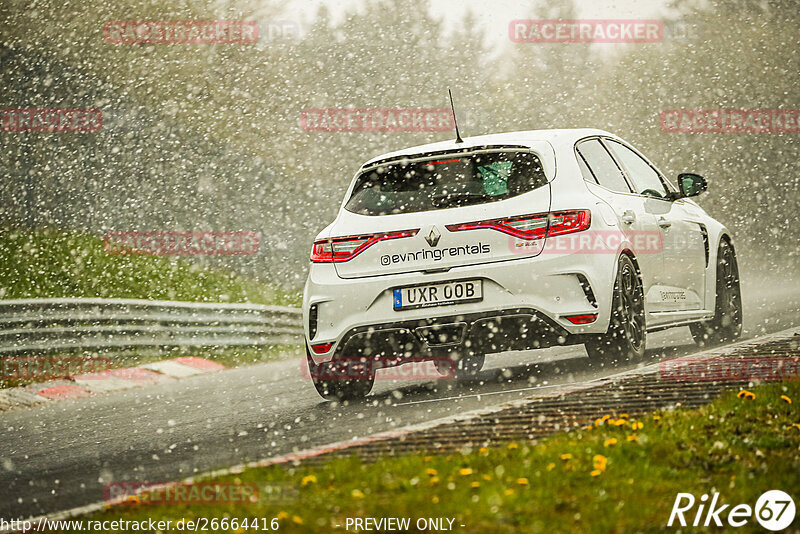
[70,380,800,533]
[0,229,304,390]
[0,229,300,306]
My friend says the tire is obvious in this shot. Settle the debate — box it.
[690,240,742,347]
[435,350,485,381]
[585,254,646,366]
[307,350,375,401]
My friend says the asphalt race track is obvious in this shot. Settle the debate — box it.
[2,281,799,520]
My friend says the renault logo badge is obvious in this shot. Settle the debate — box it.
[425,226,441,247]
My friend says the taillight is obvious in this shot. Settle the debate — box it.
[445,210,591,240]
[311,229,419,263]
[311,342,333,354]
[564,313,598,325]
[546,210,592,237]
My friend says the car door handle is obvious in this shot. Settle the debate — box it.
[658,217,672,228]
[621,211,636,225]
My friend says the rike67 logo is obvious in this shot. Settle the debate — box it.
[668,490,796,531]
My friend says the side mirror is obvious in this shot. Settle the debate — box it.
[676,173,707,198]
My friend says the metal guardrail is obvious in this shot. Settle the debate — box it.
[0,298,303,355]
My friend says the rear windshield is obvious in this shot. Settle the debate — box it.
[345,151,548,216]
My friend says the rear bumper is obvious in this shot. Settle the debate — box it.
[325,307,588,367]
[303,250,616,365]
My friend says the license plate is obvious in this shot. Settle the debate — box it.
[392,279,483,311]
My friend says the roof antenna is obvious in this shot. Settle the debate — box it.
[448,88,464,144]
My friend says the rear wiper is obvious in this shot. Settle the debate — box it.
[432,192,490,207]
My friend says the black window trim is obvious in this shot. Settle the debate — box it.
[574,135,676,201]
[599,137,675,201]
[575,151,597,185]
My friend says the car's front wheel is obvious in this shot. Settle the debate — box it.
[585,254,646,366]
[689,240,742,347]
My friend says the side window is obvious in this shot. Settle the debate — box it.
[575,139,631,193]
[605,140,668,198]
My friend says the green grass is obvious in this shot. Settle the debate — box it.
[0,229,300,306]
[0,229,303,390]
[71,380,800,533]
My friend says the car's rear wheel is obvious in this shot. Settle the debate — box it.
[585,254,646,366]
[307,350,375,401]
[690,240,742,347]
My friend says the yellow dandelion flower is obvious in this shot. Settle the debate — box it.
[604,438,618,447]
[559,453,573,461]
[504,489,515,496]
[631,421,644,430]
[593,454,607,471]
[508,443,519,450]
[517,477,529,485]
[737,390,755,400]
[470,481,481,488]
[780,395,792,404]
[546,462,556,471]
[459,468,473,476]
[480,446,489,454]
[423,456,433,463]
[292,516,303,525]
[619,413,629,419]
[584,424,593,431]
[482,475,492,481]
[601,414,611,422]
[590,469,603,477]
[276,512,289,520]
[352,489,365,498]
[594,418,605,427]
[627,434,639,442]
[653,415,661,421]
[611,419,627,426]
[430,476,440,485]
[432,495,439,504]
[301,475,317,486]
[792,424,800,431]
[426,468,438,477]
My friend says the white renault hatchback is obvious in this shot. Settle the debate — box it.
[304,129,742,400]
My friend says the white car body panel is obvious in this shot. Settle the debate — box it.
[303,128,730,365]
